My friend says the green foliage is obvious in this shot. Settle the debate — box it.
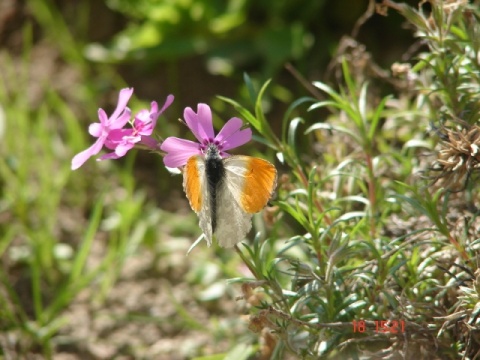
[86,0,319,78]
[404,0,480,126]
[214,1,480,358]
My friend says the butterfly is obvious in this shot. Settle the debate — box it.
[183,143,277,248]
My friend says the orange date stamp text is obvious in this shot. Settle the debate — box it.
[352,320,405,333]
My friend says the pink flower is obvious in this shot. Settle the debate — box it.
[71,88,134,170]
[161,103,252,168]
[71,89,174,169]
[101,95,174,159]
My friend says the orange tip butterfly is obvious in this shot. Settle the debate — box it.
[183,144,277,248]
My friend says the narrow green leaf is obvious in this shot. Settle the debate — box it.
[243,72,257,106]
[282,96,316,144]
[307,166,317,228]
[358,82,369,127]
[287,117,304,152]
[305,122,362,144]
[69,195,104,282]
[368,94,391,141]
[392,194,427,216]
[308,100,342,111]
[312,81,342,102]
[336,211,367,222]
[254,79,273,135]
[396,3,430,33]
[276,200,310,231]
[217,96,260,131]
[341,58,357,104]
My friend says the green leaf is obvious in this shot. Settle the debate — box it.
[254,79,273,135]
[282,96,316,144]
[358,82,369,128]
[69,195,104,282]
[312,81,342,103]
[305,122,362,144]
[368,94,391,141]
[217,96,260,130]
[341,58,357,105]
[276,200,310,232]
[287,117,304,153]
[396,3,430,33]
[243,72,257,106]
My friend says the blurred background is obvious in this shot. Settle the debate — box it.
[0,0,420,358]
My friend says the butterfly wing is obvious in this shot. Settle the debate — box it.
[223,156,277,213]
[183,155,213,245]
[214,156,277,248]
[214,186,253,248]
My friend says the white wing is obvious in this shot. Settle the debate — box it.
[214,158,253,248]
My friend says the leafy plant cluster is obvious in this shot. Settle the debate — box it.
[227,1,480,358]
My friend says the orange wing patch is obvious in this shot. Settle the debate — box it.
[183,156,203,212]
[241,158,277,213]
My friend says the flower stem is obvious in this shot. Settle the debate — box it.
[234,244,260,279]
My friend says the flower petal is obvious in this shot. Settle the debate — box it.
[115,140,137,157]
[97,152,120,161]
[215,117,242,142]
[141,101,159,133]
[149,101,159,119]
[104,128,133,150]
[161,137,201,167]
[135,108,152,124]
[184,104,214,143]
[134,108,154,136]
[139,135,160,149]
[159,94,174,114]
[98,108,109,126]
[140,95,174,134]
[109,107,132,130]
[71,136,106,170]
[220,120,252,151]
[109,88,134,126]
[89,122,103,137]
[221,128,252,150]
[161,136,200,153]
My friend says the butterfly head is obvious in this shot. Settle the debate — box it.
[204,143,222,161]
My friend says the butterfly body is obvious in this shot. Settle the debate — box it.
[204,145,225,233]
[183,144,277,247]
